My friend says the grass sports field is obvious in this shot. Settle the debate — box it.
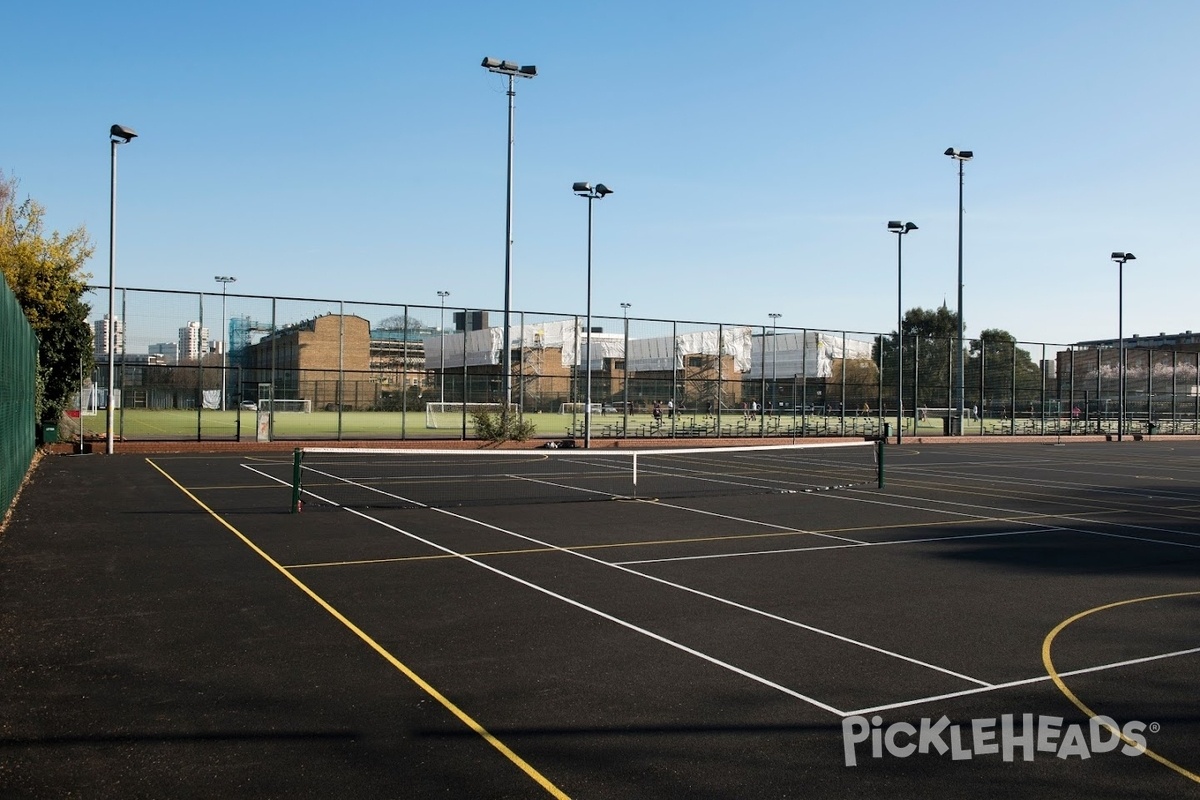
[66,407,1129,442]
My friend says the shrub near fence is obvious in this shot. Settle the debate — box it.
[1,275,37,515]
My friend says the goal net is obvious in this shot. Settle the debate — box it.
[559,402,603,414]
[261,398,312,413]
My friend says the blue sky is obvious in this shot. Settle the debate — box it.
[5,1,1197,345]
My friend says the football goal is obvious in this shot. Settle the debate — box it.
[260,398,312,413]
[559,402,604,414]
[425,402,513,429]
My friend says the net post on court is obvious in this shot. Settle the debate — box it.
[291,448,303,513]
[288,440,885,511]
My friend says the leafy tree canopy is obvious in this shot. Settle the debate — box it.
[377,313,429,331]
[0,172,96,419]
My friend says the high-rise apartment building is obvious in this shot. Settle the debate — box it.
[178,321,210,363]
[93,314,124,357]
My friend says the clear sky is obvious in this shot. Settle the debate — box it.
[5,1,1197,345]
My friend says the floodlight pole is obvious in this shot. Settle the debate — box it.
[106,124,137,455]
[573,182,613,449]
[621,302,631,437]
[768,313,782,417]
[1112,252,1136,442]
[215,276,236,411]
[945,148,972,435]
[437,290,450,404]
[888,221,917,443]
[482,57,536,415]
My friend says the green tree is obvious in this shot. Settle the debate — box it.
[873,304,963,408]
[968,328,1045,417]
[0,172,96,421]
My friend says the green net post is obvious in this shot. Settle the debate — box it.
[291,448,303,513]
[876,437,885,488]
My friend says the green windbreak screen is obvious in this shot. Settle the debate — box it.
[0,274,37,515]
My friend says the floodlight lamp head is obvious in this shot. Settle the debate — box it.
[904,222,918,232]
[888,220,903,231]
[595,183,613,197]
[573,181,592,194]
[1112,251,1136,262]
[110,124,137,143]
[518,65,537,77]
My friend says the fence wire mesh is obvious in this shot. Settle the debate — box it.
[76,287,1200,443]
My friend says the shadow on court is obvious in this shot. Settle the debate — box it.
[1,443,1198,798]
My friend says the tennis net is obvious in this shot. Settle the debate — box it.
[290,440,883,511]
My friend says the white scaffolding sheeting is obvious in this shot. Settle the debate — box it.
[626,327,753,373]
[425,322,869,377]
[426,319,625,369]
[744,331,876,379]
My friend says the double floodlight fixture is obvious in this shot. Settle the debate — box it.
[887,220,918,234]
[110,124,137,144]
[481,57,537,78]
[573,182,613,198]
[1111,251,1137,263]
[944,147,973,161]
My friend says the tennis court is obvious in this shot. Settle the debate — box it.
[2,440,1198,797]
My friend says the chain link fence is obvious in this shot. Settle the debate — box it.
[71,286,1200,444]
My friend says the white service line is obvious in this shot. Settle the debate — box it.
[250,462,993,692]
[241,463,846,715]
[845,644,1200,717]
[423,505,993,689]
[614,527,1058,566]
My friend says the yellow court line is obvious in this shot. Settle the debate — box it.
[287,513,1069,570]
[1041,591,1200,785]
[144,458,569,800]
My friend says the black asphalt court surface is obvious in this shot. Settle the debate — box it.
[2,440,1199,798]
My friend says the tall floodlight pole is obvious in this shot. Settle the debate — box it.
[106,124,137,455]
[621,302,631,436]
[481,57,537,414]
[1111,252,1136,442]
[888,221,917,443]
[214,276,236,411]
[768,313,782,416]
[945,148,973,435]
[573,181,613,449]
[437,290,450,404]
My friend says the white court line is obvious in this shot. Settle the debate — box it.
[845,645,1200,717]
[422,506,992,689]
[267,453,1200,710]
[613,528,1058,566]
[241,464,846,715]
[511,472,868,546]
[640,498,866,544]
[837,482,1200,547]
[889,459,1200,503]
[258,463,993,690]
